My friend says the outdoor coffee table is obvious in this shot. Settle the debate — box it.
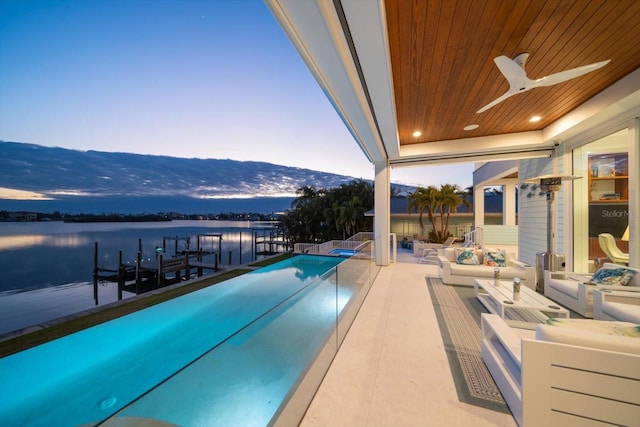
[474,278,570,322]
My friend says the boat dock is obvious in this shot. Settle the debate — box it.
[92,230,291,304]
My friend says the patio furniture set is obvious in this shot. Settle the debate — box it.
[435,244,640,426]
[437,246,535,287]
[481,264,640,426]
[544,263,640,322]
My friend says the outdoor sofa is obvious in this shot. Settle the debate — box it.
[481,313,640,426]
[593,288,640,323]
[544,263,640,317]
[437,246,535,287]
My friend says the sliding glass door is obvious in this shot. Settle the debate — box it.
[572,129,629,272]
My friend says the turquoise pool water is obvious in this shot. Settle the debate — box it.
[329,248,357,256]
[0,255,357,427]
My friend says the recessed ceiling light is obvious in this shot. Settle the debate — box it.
[412,130,422,137]
[529,116,542,123]
[463,124,479,131]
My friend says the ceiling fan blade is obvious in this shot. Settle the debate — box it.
[476,90,517,114]
[531,59,610,88]
[494,55,528,87]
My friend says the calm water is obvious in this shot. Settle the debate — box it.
[0,220,279,335]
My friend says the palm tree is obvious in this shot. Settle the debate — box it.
[407,186,438,238]
[408,184,470,242]
[332,201,348,239]
[437,184,470,241]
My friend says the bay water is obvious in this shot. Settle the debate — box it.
[0,220,279,335]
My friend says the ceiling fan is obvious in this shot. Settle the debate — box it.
[476,53,610,114]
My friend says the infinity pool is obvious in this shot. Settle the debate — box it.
[0,254,373,426]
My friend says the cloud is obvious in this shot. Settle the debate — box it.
[0,187,54,201]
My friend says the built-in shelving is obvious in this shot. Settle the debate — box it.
[588,153,628,202]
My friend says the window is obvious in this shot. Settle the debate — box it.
[572,130,629,272]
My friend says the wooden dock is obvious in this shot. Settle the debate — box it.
[92,229,289,305]
[92,237,220,305]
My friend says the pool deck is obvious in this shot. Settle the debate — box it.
[300,248,517,426]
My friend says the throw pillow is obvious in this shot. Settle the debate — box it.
[590,267,637,286]
[455,248,479,265]
[482,249,507,267]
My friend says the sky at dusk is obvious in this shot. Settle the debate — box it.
[0,0,474,189]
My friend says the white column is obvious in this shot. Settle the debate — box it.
[374,160,390,266]
[473,184,485,228]
[502,179,517,225]
[628,118,639,268]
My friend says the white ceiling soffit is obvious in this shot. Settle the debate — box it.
[265,0,394,164]
[473,161,519,187]
[394,131,552,166]
[544,68,640,144]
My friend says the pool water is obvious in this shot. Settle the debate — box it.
[0,255,359,427]
[329,248,357,256]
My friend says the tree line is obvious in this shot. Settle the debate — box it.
[280,180,470,245]
[280,180,375,243]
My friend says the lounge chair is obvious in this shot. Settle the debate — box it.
[413,236,459,255]
[598,233,629,265]
[417,237,458,263]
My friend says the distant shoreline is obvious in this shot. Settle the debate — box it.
[63,215,172,223]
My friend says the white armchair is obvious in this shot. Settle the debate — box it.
[481,314,640,426]
[593,288,640,323]
[544,263,640,317]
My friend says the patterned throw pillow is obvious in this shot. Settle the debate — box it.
[590,267,637,286]
[455,248,479,265]
[482,249,507,267]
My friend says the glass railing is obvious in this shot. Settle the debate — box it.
[104,242,378,426]
[0,242,379,427]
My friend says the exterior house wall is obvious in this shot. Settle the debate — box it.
[391,214,503,240]
[517,159,548,265]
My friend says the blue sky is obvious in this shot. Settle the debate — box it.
[0,0,473,189]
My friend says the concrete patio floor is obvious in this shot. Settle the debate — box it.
[299,250,517,426]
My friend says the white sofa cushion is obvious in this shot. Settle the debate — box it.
[448,263,523,278]
[548,279,581,298]
[536,318,640,355]
[601,302,640,324]
[444,247,457,262]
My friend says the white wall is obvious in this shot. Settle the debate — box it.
[479,225,519,246]
[517,155,567,265]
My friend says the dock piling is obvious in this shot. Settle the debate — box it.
[117,250,123,301]
[93,242,98,305]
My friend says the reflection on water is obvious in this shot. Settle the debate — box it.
[0,234,93,250]
[0,220,279,335]
[0,282,130,335]
[0,234,48,250]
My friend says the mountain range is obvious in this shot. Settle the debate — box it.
[0,141,404,214]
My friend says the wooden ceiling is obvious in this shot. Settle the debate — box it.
[385,0,640,147]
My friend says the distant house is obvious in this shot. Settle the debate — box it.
[379,192,514,240]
